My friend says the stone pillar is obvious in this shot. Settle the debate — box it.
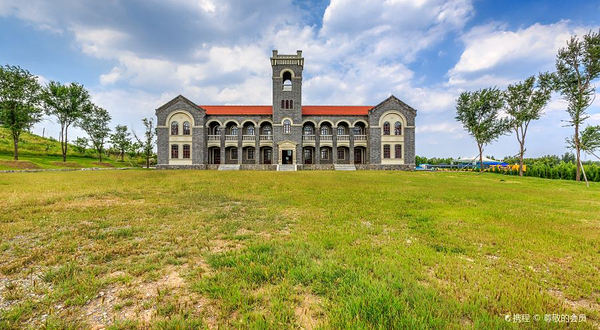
[349,128,355,165]
[255,135,260,165]
[273,141,278,164]
[332,126,338,164]
[237,127,243,165]
[220,126,225,165]
[315,126,321,165]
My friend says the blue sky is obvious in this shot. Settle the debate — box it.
[1,0,599,159]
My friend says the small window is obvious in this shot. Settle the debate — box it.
[321,126,330,135]
[395,144,402,158]
[383,122,390,135]
[337,148,345,160]
[283,71,292,91]
[247,125,255,135]
[171,144,179,159]
[262,125,272,135]
[337,126,346,135]
[353,126,363,135]
[231,148,238,160]
[290,100,293,109]
[383,145,390,158]
[183,121,190,135]
[248,148,255,160]
[281,100,285,109]
[394,121,402,135]
[283,120,291,134]
[183,145,190,159]
[285,100,289,109]
[321,148,329,160]
[303,125,313,135]
[171,121,179,135]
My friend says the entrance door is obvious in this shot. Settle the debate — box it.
[213,149,221,164]
[304,149,312,164]
[282,150,293,164]
[354,148,362,164]
[264,149,272,164]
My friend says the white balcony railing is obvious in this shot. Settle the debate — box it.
[243,135,255,141]
[208,135,220,141]
[338,135,350,141]
[354,135,367,141]
[320,135,333,141]
[260,135,273,141]
[303,135,315,141]
[225,135,237,141]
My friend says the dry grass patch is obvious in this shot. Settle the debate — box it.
[0,160,40,169]
[51,161,82,168]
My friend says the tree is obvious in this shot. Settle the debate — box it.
[576,125,600,160]
[73,137,89,154]
[0,65,43,160]
[555,30,600,181]
[110,125,131,161]
[133,118,156,168]
[455,88,510,170]
[77,105,111,162]
[41,82,91,162]
[504,73,554,176]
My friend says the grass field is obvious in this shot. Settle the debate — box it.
[0,170,598,329]
[0,128,138,171]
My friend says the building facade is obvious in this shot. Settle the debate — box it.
[155,50,417,170]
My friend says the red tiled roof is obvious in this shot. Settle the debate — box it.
[301,106,371,115]
[201,105,272,115]
[200,105,372,115]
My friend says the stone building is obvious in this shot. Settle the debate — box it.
[155,50,417,170]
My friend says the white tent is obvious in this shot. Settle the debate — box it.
[456,156,500,163]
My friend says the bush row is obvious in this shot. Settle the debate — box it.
[490,162,600,182]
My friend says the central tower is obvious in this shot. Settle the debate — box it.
[271,50,303,123]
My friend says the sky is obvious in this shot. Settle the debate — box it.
[1,0,600,159]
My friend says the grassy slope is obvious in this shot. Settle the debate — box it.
[0,171,598,329]
[0,128,135,170]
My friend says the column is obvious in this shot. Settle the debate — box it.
[315,127,321,165]
[349,127,355,165]
[219,126,225,164]
[255,134,260,165]
[332,126,338,164]
[237,127,243,165]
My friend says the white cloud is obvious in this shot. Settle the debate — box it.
[449,21,592,82]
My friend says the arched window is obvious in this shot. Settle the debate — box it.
[303,125,314,135]
[283,71,292,91]
[231,125,238,135]
[183,145,191,159]
[214,126,221,135]
[395,144,402,158]
[394,121,402,135]
[337,126,346,135]
[283,120,291,134]
[383,144,390,158]
[171,144,179,158]
[262,125,272,135]
[383,122,390,135]
[183,121,190,135]
[353,126,363,135]
[321,126,330,135]
[290,100,293,108]
[171,121,179,135]
[247,125,255,135]
[281,100,285,109]
[285,100,289,109]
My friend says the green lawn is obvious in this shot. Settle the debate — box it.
[0,127,139,170]
[0,171,598,329]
